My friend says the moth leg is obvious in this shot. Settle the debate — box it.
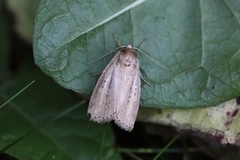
[136,38,147,49]
[112,33,122,47]
[140,73,152,87]
[90,70,103,76]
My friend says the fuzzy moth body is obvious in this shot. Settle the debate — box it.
[88,44,140,132]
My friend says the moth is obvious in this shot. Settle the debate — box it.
[88,36,143,132]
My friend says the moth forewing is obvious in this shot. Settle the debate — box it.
[113,47,140,131]
[114,59,140,131]
[88,44,141,131]
[88,51,121,123]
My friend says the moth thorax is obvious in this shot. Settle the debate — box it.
[123,55,132,66]
[126,44,133,49]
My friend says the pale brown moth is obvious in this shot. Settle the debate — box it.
[88,35,143,132]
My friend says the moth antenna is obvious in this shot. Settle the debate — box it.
[112,33,122,47]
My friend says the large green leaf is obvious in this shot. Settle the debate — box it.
[33,0,240,108]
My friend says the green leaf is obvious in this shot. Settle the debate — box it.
[0,59,120,160]
[33,0,240,108]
